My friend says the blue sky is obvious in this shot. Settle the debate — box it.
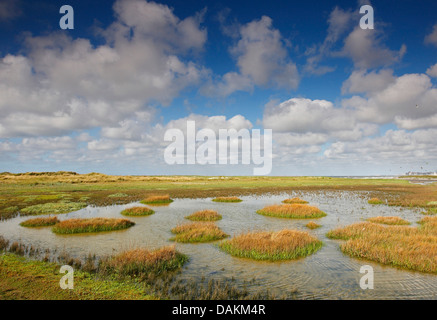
[0,0,437,176]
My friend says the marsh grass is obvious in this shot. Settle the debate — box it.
[0,236,295,299]
[185,210,222,221]
[108,193,128,198]
[219,229,322,261]
[121,206,155,216]
[140,194,173,205]
[282,197,308,204]
[422,208,437,215]
[212,197,242,203]
[171,222,228,243]
[52,218,135,234]
[2,172,437,221]
[100,246,188,277]
[368,198,383,205]
[0,253,155,300]
[366,216,410,225]
[305,221,321,229]
[418,216,437,230]
[20,216,59,227]
[20,201,87,216]
[0,236,9,251]
[257,204,326,219]
[327,217,437,273]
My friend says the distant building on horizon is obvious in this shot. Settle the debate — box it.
[405,171,437,176]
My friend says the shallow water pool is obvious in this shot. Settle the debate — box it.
[0,190,436,300]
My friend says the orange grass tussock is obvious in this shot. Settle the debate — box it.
[20,216,60,227]
[282,197,308,204]
[185,210,222,221]
[52,218,135,234]
[327,218,437,273]
[121,206,155,216]
[100,246,188,276]
[366,216,410,225]
[171,222,228,243]
[368,198,383,205]
[212,197,242,203]
[305,221,321,229]
[219,229,322,261]
[140,195,173,205]
[257,204,326,219]
[418,216,437,233]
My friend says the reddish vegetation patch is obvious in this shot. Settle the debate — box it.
[20,216,60,227]
[52,218,135,234]
[185,210,222,221]
[282,197,308,204]
[219,229,323,261]
[121,206,155,216]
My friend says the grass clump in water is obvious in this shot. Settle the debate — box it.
[326,217,437,273]
[100,246,188,277]
[305,221,321,229]
[212,197,242,203]
[368,198,383,205]
[171,222,228,243]
[185,210,222,221]
[20,216,59,227]
[257,204,326,219]
[121,206,154,216]
[20,201,87,216]
[108,193,128,198]
[282,197,308,204]
[52,218,135,234]
[422,208,437,215]
[219,229,322,261]
[140,194,173,205]
[366,216,410,225]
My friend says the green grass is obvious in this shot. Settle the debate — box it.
[0,172,431,221]
[0,254,156,300]
[3,206,18,215]
[52,218,135,234]
[219,229,323,261]
[422,208,437,215]
[20,201,87,216]
[121,206,155,216]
